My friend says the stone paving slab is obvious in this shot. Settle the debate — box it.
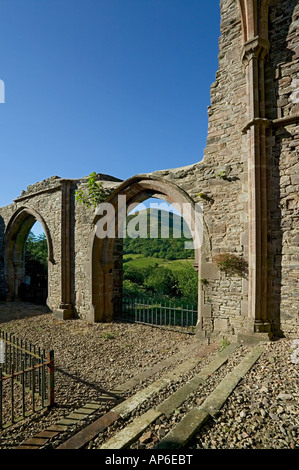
[17,437,49,448]
[100,343,239,449]
[83,402,103,409]
[36,430,62,439]
[156,344,264,449]
[75,407,98,415]
[111,342,202,395]
[112,356,200,419]
[17,445,40,450]
[66,412,93,421]
[57,411,120,450]
[56,418,82,426]
[156,409,210,449]
[100,409,163,449]
[156,344,238,417]
[45,424,68,432]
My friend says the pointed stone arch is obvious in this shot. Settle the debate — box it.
[3,206,54,303]
[89,174,208,325]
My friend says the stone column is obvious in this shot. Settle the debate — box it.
[54,180,74,319]
[241,29,272,338]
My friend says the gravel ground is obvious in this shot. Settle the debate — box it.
[0,302,194,448]
[0,302,298,450]
[188,338,299,450]
[130,338,298,450]
[128,343,251,450]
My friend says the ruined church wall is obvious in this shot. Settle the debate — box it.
[72,177,122,320]
[54,0,299,337]
[72,182,94,320]
[151,0,299,339]
[153,0,249,340]
[0,0,298,339]
[266,0,299,336]
[0,178,63,311]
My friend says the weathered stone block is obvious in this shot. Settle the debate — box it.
[201,262,221,280]
[214,318,229,332]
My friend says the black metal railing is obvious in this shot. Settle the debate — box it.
[0,330,54,430]
[118,297,198,334]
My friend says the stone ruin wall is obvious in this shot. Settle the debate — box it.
[0,0,298,340]
[152,0,249,340]
[265,0,299,336]
[73,177,122,319]
[0,177,63,311]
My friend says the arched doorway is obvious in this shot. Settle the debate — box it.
[123,196,197,298]
[21,221,48,304]
[90,175,204,325]
[3,207,53,305]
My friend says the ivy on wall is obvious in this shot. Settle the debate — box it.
[75,172,111,209]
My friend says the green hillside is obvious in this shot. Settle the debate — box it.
[122,208,197,303]
[123,208,194,260]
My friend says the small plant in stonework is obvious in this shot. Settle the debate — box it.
[200,278,209,286]
[216,171,227,179]
[75,171,111,209]
[213,252,248,277]
[219,337,230,352]
[196,192,214,203]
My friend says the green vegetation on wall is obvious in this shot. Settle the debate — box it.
[75,171,111,208]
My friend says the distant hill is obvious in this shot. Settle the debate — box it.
[123,208,194,260]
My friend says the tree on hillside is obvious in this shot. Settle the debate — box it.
[144,267,177,297]
[174,263,198,304]
[25,232,48,270]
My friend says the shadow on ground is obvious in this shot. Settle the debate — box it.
[0,301,50,323]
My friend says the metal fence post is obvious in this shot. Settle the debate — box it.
[47,350,54,407]
[11,363,15,424]
[0,367,2,429]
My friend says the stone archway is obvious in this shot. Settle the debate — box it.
[3,206,54,304]
[89,174,206,325]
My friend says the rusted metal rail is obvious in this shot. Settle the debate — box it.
[0,330,54,430]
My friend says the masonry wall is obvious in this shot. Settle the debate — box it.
[266,0,299,336]
[73,182,94,319]
[0,215,5,299]
[152,0,249,340]
[0,0,298,339]
[149,0,299,339]
[73,177,121,320]
[0,177,63,311]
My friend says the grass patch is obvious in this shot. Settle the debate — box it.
[125,257,194,273]
[101,331,119,340]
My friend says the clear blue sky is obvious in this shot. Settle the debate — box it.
[0,0,220,208]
